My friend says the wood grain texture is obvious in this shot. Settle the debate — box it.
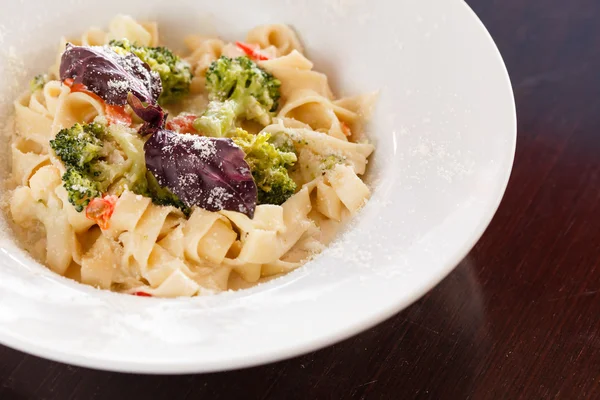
[2,0,599,398]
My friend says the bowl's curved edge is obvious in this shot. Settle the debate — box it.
[0,1,517,374]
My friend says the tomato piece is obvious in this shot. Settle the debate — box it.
[105,104,133,126]
[64,79,95,97]
[235,41,271,61]
[71,83,88,93]
[85,195,118,230]
[166,114,198,134]
[64,79,132,126]
[133,291,152,297]
[64,79,106,105]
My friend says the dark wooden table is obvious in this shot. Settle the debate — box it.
[2,0,599,398]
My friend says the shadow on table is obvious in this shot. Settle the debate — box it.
[0,386,28,400]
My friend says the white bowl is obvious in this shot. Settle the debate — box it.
[0,0,515,373]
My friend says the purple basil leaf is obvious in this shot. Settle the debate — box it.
[60,43,162,105]
[127,93,167,136]
[144,129,257,217]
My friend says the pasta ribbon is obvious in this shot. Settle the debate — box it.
[7,18,375,297]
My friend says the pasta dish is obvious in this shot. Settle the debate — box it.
[6,16,375,297]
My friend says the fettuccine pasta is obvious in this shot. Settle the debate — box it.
[6,16,376,297]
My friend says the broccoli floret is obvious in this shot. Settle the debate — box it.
[50,123,106,171]
[61,168,103,212]
[193,56,281,137]
[110,39,193,105]
[50,121,124,209]
[50,120,147,210]
[206,56,280,112]
[231,129,297,205]
[30,74,49,93]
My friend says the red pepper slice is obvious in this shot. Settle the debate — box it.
[105,104,133,126]
[64,78,99,100]
[85,195,118,230]
[133,291,152,297]
[235,41,271,61]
